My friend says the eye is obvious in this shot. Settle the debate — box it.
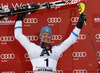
[43,34,46,36]
[48,34,50,36]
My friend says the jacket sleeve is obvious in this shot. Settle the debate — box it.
[53,27,81,55]
[14,20,36,53]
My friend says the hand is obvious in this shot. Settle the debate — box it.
[18,13,26,18]
[76,13,87,29]
[79,13,87,23]
[16,13,26,21]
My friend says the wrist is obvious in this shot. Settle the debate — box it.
[76,22,83,29]
[16,16,24,21]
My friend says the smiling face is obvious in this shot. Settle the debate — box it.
[40,32,52,43]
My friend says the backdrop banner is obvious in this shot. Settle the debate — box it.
[0,0,100,73]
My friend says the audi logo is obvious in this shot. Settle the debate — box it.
[24,18,38,23]
[97,69,100,73]
[1,71,15,73]
[25,71,33,73]
[71,17,79,22]
[78,34,86,40]
[54,70,63,73]
[0,36,14,42]
[47,17,62,23]
[95,34,100,39]
[94,18,100,22]
[73,69,87,73]
[26,35,38,41]
[72,52,87,57]
[0,54,15,59]
[24,53,29,59]
[52,35,62,40]
[97,51,100,57]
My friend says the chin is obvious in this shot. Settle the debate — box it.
[43,41,50,43]
[45,42,50,43]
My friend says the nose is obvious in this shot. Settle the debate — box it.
[45,34,49,38]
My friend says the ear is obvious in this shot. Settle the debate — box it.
[51,35,52,40]
[40,36,41,40]
[40,35,42,41]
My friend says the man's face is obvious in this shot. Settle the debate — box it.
[40,32,52,43]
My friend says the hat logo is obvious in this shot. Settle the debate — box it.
[46,27,48,28]
[46,29,49,32]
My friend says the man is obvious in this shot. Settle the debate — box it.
[14,13,86,73]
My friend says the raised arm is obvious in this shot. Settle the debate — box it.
[54,13,87,55]
[14,14,33,53]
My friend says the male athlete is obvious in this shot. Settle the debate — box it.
[14,12,86,73]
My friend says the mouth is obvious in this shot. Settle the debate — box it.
[43,38,50,43]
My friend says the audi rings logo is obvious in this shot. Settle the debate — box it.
[73,69,87,73]
[25,71,33,73]
[71,17,79,22]
[0,54,15,59]
[26,35,38,41]
[24,53,30,61]
[1,71,15,73]
[47,17,62,23]
[24,18,38,23]
[94,18,100,22]
[97,69,100,73]
[78,34,86,40]
[24,53,29,59]
[72,52,87,57]
[0,36,14,42]
[97,51,100,57]
[52,35,62,40]
[95,34,100,39]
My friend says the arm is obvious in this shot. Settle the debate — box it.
[15,21,32,52]
[14,14,36,53]
[54,13,86,55]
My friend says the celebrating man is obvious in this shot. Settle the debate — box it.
[14,13,86,73]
